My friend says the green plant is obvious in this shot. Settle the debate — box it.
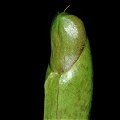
[44,11,93,120]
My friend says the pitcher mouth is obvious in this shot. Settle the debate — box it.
[50,12,86,74]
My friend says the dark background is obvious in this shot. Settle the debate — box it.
[1,0,118,120]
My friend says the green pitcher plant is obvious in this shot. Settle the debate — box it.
[44,11,93,120]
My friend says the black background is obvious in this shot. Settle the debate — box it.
[1,0,119,120]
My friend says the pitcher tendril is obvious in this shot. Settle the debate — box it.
[64,5,71,12]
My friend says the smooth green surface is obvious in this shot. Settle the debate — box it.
[44,12,93,120]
